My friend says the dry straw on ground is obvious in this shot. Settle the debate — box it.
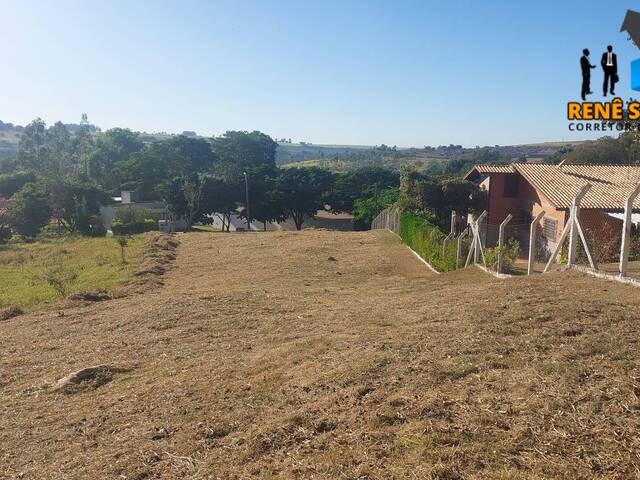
[1,230,639,479]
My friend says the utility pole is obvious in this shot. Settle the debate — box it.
[243,171,250,231]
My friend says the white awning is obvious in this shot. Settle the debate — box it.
[607,212,640,225]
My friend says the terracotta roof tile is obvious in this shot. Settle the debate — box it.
[473,164,515,174]
[513,164,640,210]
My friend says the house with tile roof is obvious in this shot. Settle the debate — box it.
[463,163,640,254]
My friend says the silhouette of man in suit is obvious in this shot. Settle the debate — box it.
[601,45,618,96]
[581,49,595,101]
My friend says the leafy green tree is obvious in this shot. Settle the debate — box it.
[353,187,399,230]
[399,169,485,229]
[275,167,334,230]
[46,177,109,233]
[200,177,241,231]
[158,176,205,231]
[239,166,285,230]
[440,178,486,219]
[85,128,143,192]
[17,118,47,172]
[330,167,399,213]
[8,183,51,240]
[0,198,12,244]
[120,136,216,199]
[17,119,92,178]
[563,137,628,164]
[212,131,277,182]
[0,171,37,198]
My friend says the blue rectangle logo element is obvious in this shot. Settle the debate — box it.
[632,58,640,91]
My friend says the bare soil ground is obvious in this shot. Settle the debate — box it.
[2,230,640,479]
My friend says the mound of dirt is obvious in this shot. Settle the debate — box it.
[0,306,23,321]
[68,290,113,302]
[53,365,130,394]
[120,233,179,294]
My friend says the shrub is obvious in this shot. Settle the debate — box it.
[399,212,460,272]
[111,219,156,235]
[43,263,78,297]
[484,239,520,272]
[114,206,153,224]
[8,183,52,241]
[111,206,155,235]
[0,224,11,244]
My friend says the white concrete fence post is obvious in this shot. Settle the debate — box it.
[465,211,487,268]
[497,214,513,274]
[544,184,594,272]
[456,225,468,269]
[473,211,487,265]
[442,210,456,256]
[527,211,545,275]
[619,185,640,277]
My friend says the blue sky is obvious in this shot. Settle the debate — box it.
[3,0,640,147]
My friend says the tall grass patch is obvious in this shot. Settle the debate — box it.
[0,234,146,310]
[399,212,461,272]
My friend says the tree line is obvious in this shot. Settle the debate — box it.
[0,118,407,241]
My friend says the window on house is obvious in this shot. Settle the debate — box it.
[503,174,519,198]
[543,217,557,241]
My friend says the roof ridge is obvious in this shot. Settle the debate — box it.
[516,162,640,167]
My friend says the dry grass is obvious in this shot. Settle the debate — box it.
[1,230,639,479]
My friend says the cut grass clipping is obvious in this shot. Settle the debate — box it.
[0,234,146,311]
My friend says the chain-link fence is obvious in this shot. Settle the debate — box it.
[372,195,640,287]
[371,207,400,235]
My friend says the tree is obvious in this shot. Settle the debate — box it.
[399,169,485,229]
[330,167,399,213]
[200,177,241,231]
[0,198,12,244]
[353,187,400,230]
[239,166,285,230]
[8,183,51,241]
[0,171,37,198]
[46,177,109,233]
[563,137,628,164]
[17,118,47,172]
[120,136,216,199]
[85,128,144,193]
[158,176,205,231]
[275,167,334,230]
[212,131,277,182]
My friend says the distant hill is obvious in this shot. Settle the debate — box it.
[0,118,584,173]
[279,141,586,174]
[275,142,372,165]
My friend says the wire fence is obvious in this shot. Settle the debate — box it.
[371,207,400,235]
[372,196,640,288]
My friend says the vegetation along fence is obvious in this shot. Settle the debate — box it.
[372,185,640,288]
[371,207,470,272]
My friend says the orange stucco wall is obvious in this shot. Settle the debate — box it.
[483,172,621,255]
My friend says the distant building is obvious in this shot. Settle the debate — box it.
[100,191,187,232]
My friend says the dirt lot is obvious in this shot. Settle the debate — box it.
[1,230,640,479]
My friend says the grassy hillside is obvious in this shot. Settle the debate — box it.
[0,233,146,310]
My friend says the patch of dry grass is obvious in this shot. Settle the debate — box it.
[1,230,639,479]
